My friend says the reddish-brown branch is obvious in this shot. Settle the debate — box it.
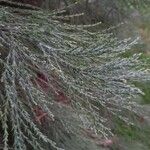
[33,106,48,124]
[35,71,71,105]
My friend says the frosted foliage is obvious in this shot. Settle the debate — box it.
[0,6,149,150]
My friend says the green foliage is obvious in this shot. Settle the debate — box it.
[0,1,150,150]
[116,0,150,9]
[114,119,150,147]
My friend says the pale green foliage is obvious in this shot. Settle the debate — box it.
[116,0,150,9]
[0,1,150,150]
